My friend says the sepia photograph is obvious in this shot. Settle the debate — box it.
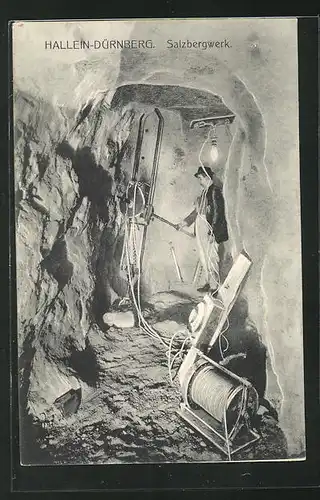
[11,18,305,465]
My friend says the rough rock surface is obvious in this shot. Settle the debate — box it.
[25,310,287,465]
[15,89,134,425]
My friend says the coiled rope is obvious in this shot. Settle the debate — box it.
[122,181,191,384]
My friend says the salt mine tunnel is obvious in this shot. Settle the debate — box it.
[16,73,303,463]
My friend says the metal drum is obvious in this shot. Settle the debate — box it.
[187,361,259,438]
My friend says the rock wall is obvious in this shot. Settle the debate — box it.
[15,90,136,424]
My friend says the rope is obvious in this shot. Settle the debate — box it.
[197,125,230,356]
[121,124,231,378]
[190,365,235,423]
[121,180,192,384]
[190,363,247,461]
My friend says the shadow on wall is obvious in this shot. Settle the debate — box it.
[56,140,130,329]
[67,337,100,386]
[208,294,267,402]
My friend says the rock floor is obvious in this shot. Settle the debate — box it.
[32,297,288,464]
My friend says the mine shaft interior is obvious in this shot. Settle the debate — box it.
[17,83,287,464]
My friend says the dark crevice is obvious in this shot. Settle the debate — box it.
[40,236,73,291]
[68,337,100,387]
[21,139,32,187]
[54,388,82,417]
[91,227,119,328]
[208,294,268,402]
[37,290,62,345]
[72,147,114,221]
[15,186,25,220]
[71,100,94,134]
[19,325,39,464]
[57,139,132,328]
[56,140,74,160]
[26,185,50,218]
[89,105,104,146]
[19,325,37,407]
[64,196,84,233]
[36,151,50,182]
[114,141,130,183]
[155,301,196,325]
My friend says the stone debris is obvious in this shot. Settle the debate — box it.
[103,311,135,328]
[95,440,104,447]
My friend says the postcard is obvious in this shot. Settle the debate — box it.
[11,18,305,465]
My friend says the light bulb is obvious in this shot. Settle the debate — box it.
[210,145,219,163]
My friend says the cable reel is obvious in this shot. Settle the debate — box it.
[179,352,260,459]
[178,252,260,459]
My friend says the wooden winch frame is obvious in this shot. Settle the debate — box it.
[177,251,261,459]
[178,349,260,458]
